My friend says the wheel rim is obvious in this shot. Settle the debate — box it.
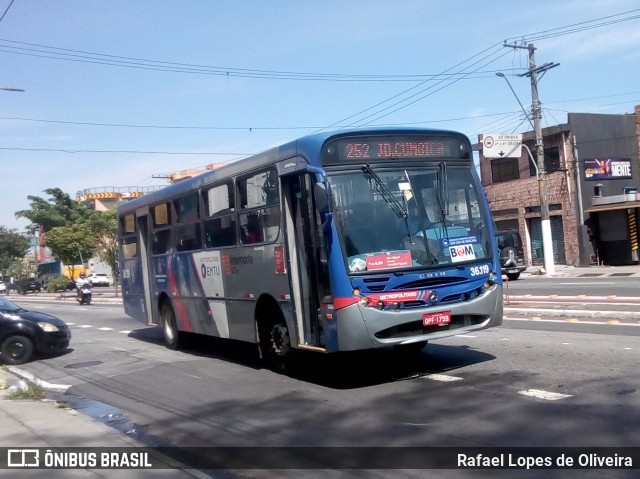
[270,323,291,358]
[8,339,26,360]
[163,308,175,342]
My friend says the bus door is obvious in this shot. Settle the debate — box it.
[136,209,155,326]
[280,172,331,350]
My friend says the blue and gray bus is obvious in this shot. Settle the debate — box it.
[117,128,503,372]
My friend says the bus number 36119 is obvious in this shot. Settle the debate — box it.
[470,264,490,276]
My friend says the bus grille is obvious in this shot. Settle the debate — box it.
[374,314,488,339]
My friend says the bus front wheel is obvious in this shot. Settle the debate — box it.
[160,302,182,350]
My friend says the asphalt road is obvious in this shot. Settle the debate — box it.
[8,300,640,479]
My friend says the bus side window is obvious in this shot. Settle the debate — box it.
[204,216,237,248]
[242,213,263,244]
[152,229,171,255]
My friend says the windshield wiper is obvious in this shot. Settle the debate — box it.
[361,163,407,220]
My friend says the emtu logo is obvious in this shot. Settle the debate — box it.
[201,263,221,279]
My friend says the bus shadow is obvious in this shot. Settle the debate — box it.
[294,344,495,389]
[127,328,495,388]
[127,328,263,369]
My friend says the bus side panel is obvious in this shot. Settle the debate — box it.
[121,256,148,324]
[222,244,292,344]
[150,254,224,337]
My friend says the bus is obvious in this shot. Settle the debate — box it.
[117,128,503,372]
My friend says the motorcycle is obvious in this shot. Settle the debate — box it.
[77,282,92,305]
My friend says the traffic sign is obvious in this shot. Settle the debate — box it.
[482,133,522,158]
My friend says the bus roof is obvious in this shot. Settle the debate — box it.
[117,127,467,215]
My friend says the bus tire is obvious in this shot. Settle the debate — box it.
[160,301,181,350]
[260,319,296,374]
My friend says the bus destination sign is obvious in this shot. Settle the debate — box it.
[345,141,446,159]
[324,136,464,164]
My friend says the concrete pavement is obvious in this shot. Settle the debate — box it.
[0,367,212,478]
[1,262,637,478]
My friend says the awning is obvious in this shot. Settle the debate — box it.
[584,201,640,214]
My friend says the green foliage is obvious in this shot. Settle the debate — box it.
[47,275,73,292]
[8,261,36,289]
[84,209,119,282]
[0,227,30,275]
[44,223,96,267]
[7,381,47,401]
[15,188,92,233]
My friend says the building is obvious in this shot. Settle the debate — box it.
[478,105,640,267]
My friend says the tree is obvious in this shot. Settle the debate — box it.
[84,209,120,287]
[44,223,96,279]
[0,227,30,277]
[15,188,91,233]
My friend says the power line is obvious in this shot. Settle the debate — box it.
[0,147,251,156]
[0,0,15,24]
[327,8,640,129]
[0,38,521,82]
[504,8,640,44]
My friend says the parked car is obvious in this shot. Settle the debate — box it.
[0,295,71,365]
[495,228,527,280]
[0,282,6,294]
[87,273,110,287]
[16,278,41,294]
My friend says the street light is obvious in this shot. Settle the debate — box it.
[495,71,555,275]
[495,73,534,130]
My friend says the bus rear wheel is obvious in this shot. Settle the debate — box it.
[160,301,182,350]
[261,320,296,374]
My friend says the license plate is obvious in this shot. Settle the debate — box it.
[423,311,451,327]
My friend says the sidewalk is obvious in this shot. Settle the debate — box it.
[521,263,640,278]
[0,368,210,478]
[3,290,123,305]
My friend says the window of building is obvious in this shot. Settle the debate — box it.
[491,157,520,183]
[529,146,561,176]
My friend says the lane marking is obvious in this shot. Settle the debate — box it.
[504,317,640,326]
[519,389,573,401]
[97,327,113,331]
[77,325,93,328]
[422,373,463,382]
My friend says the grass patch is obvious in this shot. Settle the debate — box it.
[6,381,47,401]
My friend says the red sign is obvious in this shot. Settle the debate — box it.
[422,311,451,327]
[365,251,413,270]
[274,246,287,274]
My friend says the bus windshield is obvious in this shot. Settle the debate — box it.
[329,165,490,273]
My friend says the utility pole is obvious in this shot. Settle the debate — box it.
[503,42,559,275]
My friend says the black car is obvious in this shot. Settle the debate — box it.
[0,296,71,365]
[16,278,41,294]
[495,228,527,280]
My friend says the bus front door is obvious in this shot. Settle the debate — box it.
[281,173,330,350]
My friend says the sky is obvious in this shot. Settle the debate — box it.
[1,0,639,231]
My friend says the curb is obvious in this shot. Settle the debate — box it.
[6,366,71,393]
[504,306,640,321]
